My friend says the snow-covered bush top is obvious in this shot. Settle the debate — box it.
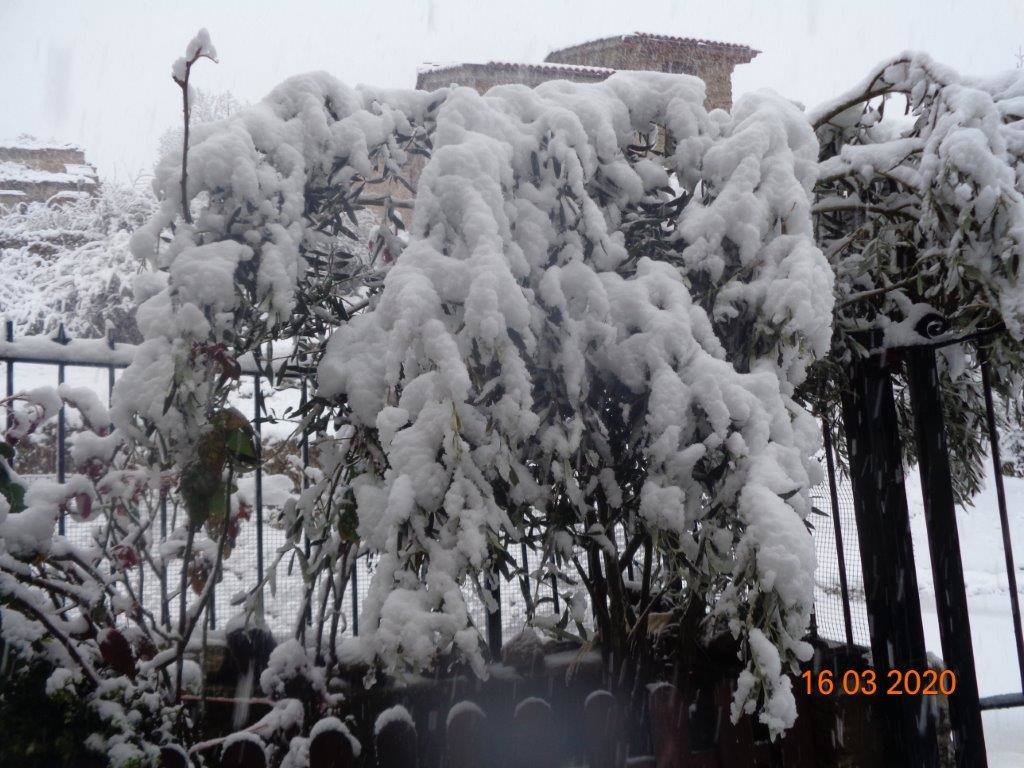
[118,59,835,735]
[813,52,1024,346]
[313,72,831,734]
[131,70,442,324]
[810,53,1024,505]
[122,70,440,451]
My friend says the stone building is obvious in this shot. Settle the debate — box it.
[386,33,757,223]
[416,32,759,111]
[0,136,98,207]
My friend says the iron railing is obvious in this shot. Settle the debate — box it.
[0,322,866,652]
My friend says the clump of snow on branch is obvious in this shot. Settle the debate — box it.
[811,53,1024,505]
[813,52,1024,343]
[171,28,218,84]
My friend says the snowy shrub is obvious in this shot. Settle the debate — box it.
[0,32,311,761]
[316,73,831,735]
[0,383,204,759]
[809,53,1024,502]
[116,30,834,735]
[156,87,245,165]
[0,656,107,767]
[0,180,152,342]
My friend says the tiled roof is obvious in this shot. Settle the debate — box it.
[416,32,758,92]
[417,61,614,78]
[547,32,760,58]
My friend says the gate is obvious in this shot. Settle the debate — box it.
[839,325,1024,767]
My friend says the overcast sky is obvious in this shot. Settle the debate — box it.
[2,0,1021,181]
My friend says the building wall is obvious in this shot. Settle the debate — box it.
[392,35,757,225]
[0,146,87,174]
[0,145,98,206]
[416,63,609,94]
[544,35,757,111]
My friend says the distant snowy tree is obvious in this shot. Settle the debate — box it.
[999,399,1024,475]
[156,87,244,167]
[0,181,152,341]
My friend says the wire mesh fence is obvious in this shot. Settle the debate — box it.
[1,324,872,651]
[808,472,871,647]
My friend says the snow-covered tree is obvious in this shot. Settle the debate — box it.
[808,53,1024,502]
[120,29,432,690]
[319,75,831,735]
[156,87,245,165]
[114,34,832,731]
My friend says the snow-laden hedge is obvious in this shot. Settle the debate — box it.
[320,74,830,733]
[123,56,833,733]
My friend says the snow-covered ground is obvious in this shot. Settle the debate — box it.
[907,465,1024,767]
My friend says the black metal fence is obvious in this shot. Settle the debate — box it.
[809,428,870,649]
[977,350,1024,706]
[840,333,1024,768]
[0,322,867,652]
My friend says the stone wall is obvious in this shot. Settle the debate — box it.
[416,34,757,112]
[544,33,758,111]
[0,143,98,206]
[0,146,87,174]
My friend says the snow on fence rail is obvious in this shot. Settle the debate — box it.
[0,322,867,649]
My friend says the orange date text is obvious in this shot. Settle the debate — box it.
[800,668,956,696]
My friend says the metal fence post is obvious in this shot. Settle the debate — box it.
[56,325,67,537]
[520,541,534,621]
[487,576,503,658]
[351,561,358,636]
[907,346,988,767]
[822,422,855,650]
[160,494,170,628]
[106,328,116,406]
[4,320,13,430]
[842,352,938,767]
[253,373,265,618]
[208,584,216,630]
[300,376,312,627]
